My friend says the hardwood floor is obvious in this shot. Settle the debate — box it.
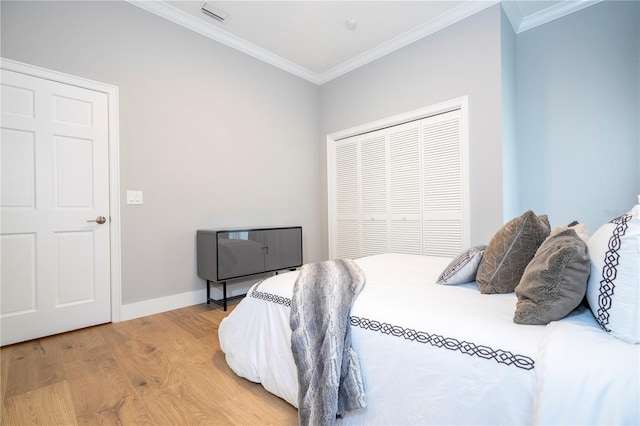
[1,302,298,425]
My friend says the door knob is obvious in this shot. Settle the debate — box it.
[87,216,107,224]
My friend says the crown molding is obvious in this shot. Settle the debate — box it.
[317,0,500,84]
[509,0,603,33]
[126,0,601,85]
[125,0,321,84]
[126,0,502,85]
[500,1,524,33]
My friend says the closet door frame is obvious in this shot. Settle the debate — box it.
[327,96,469,260]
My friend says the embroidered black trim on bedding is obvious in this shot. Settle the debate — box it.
[350,316,534,370]
[250,281,292,307]
[596,213,631,331]
[250,287,535,371]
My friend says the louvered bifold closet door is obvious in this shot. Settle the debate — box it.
[388,121,422,254]
[334,139,360,259]
[422,109,463,257]
[359,130,388,257]
[330,103,468,260]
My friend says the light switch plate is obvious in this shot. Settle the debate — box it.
[127,190,143,205]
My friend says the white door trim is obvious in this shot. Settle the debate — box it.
[1,57,122,323]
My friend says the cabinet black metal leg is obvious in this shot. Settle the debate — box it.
[223,281,227,311]
[207,280,233,311]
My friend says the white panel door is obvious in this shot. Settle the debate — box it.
[1,69,111,346]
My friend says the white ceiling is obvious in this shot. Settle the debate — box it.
[128,0,602,85]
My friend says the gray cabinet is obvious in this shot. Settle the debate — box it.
[197,226,302,309]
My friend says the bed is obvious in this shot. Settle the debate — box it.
[218,205,640,425]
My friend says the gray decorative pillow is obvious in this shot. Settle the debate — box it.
[547,222,590,244]
[476,210,550,294]
[437,245,487,285]
[514,228,590,325]
[539,214,551,233]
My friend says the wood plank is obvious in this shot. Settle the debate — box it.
[140,312,220,366]
[63,344,154,425]
[108,334,173,398]
[1,345,12,402]
[212,350,298,425]
[140,371,234,425]
[49,325,108,365]
[0,303,298,425]
[1,381,77,425]
[3,339,66,398]
[163,304,218,340]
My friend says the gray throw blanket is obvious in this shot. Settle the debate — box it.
[290,259,367,426]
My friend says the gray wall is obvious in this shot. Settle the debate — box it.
[1,1,322,305]
[320,5,506,250]
[517,0,640,232]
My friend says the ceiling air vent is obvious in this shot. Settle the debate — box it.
[201,2,230,23]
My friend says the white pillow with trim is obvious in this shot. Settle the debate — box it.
[586,201,640,344]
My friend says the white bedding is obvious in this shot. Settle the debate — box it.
[534,306,640,425]
[218,253,638,425]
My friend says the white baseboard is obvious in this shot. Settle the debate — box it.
[119,281,255,322]
[120,289,206,321]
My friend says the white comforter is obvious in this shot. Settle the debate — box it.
[534,307,640,425]
[218,253,639,425]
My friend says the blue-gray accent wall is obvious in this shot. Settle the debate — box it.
[516,0,639,232]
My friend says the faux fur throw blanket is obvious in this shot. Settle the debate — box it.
[290,259,367,426]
